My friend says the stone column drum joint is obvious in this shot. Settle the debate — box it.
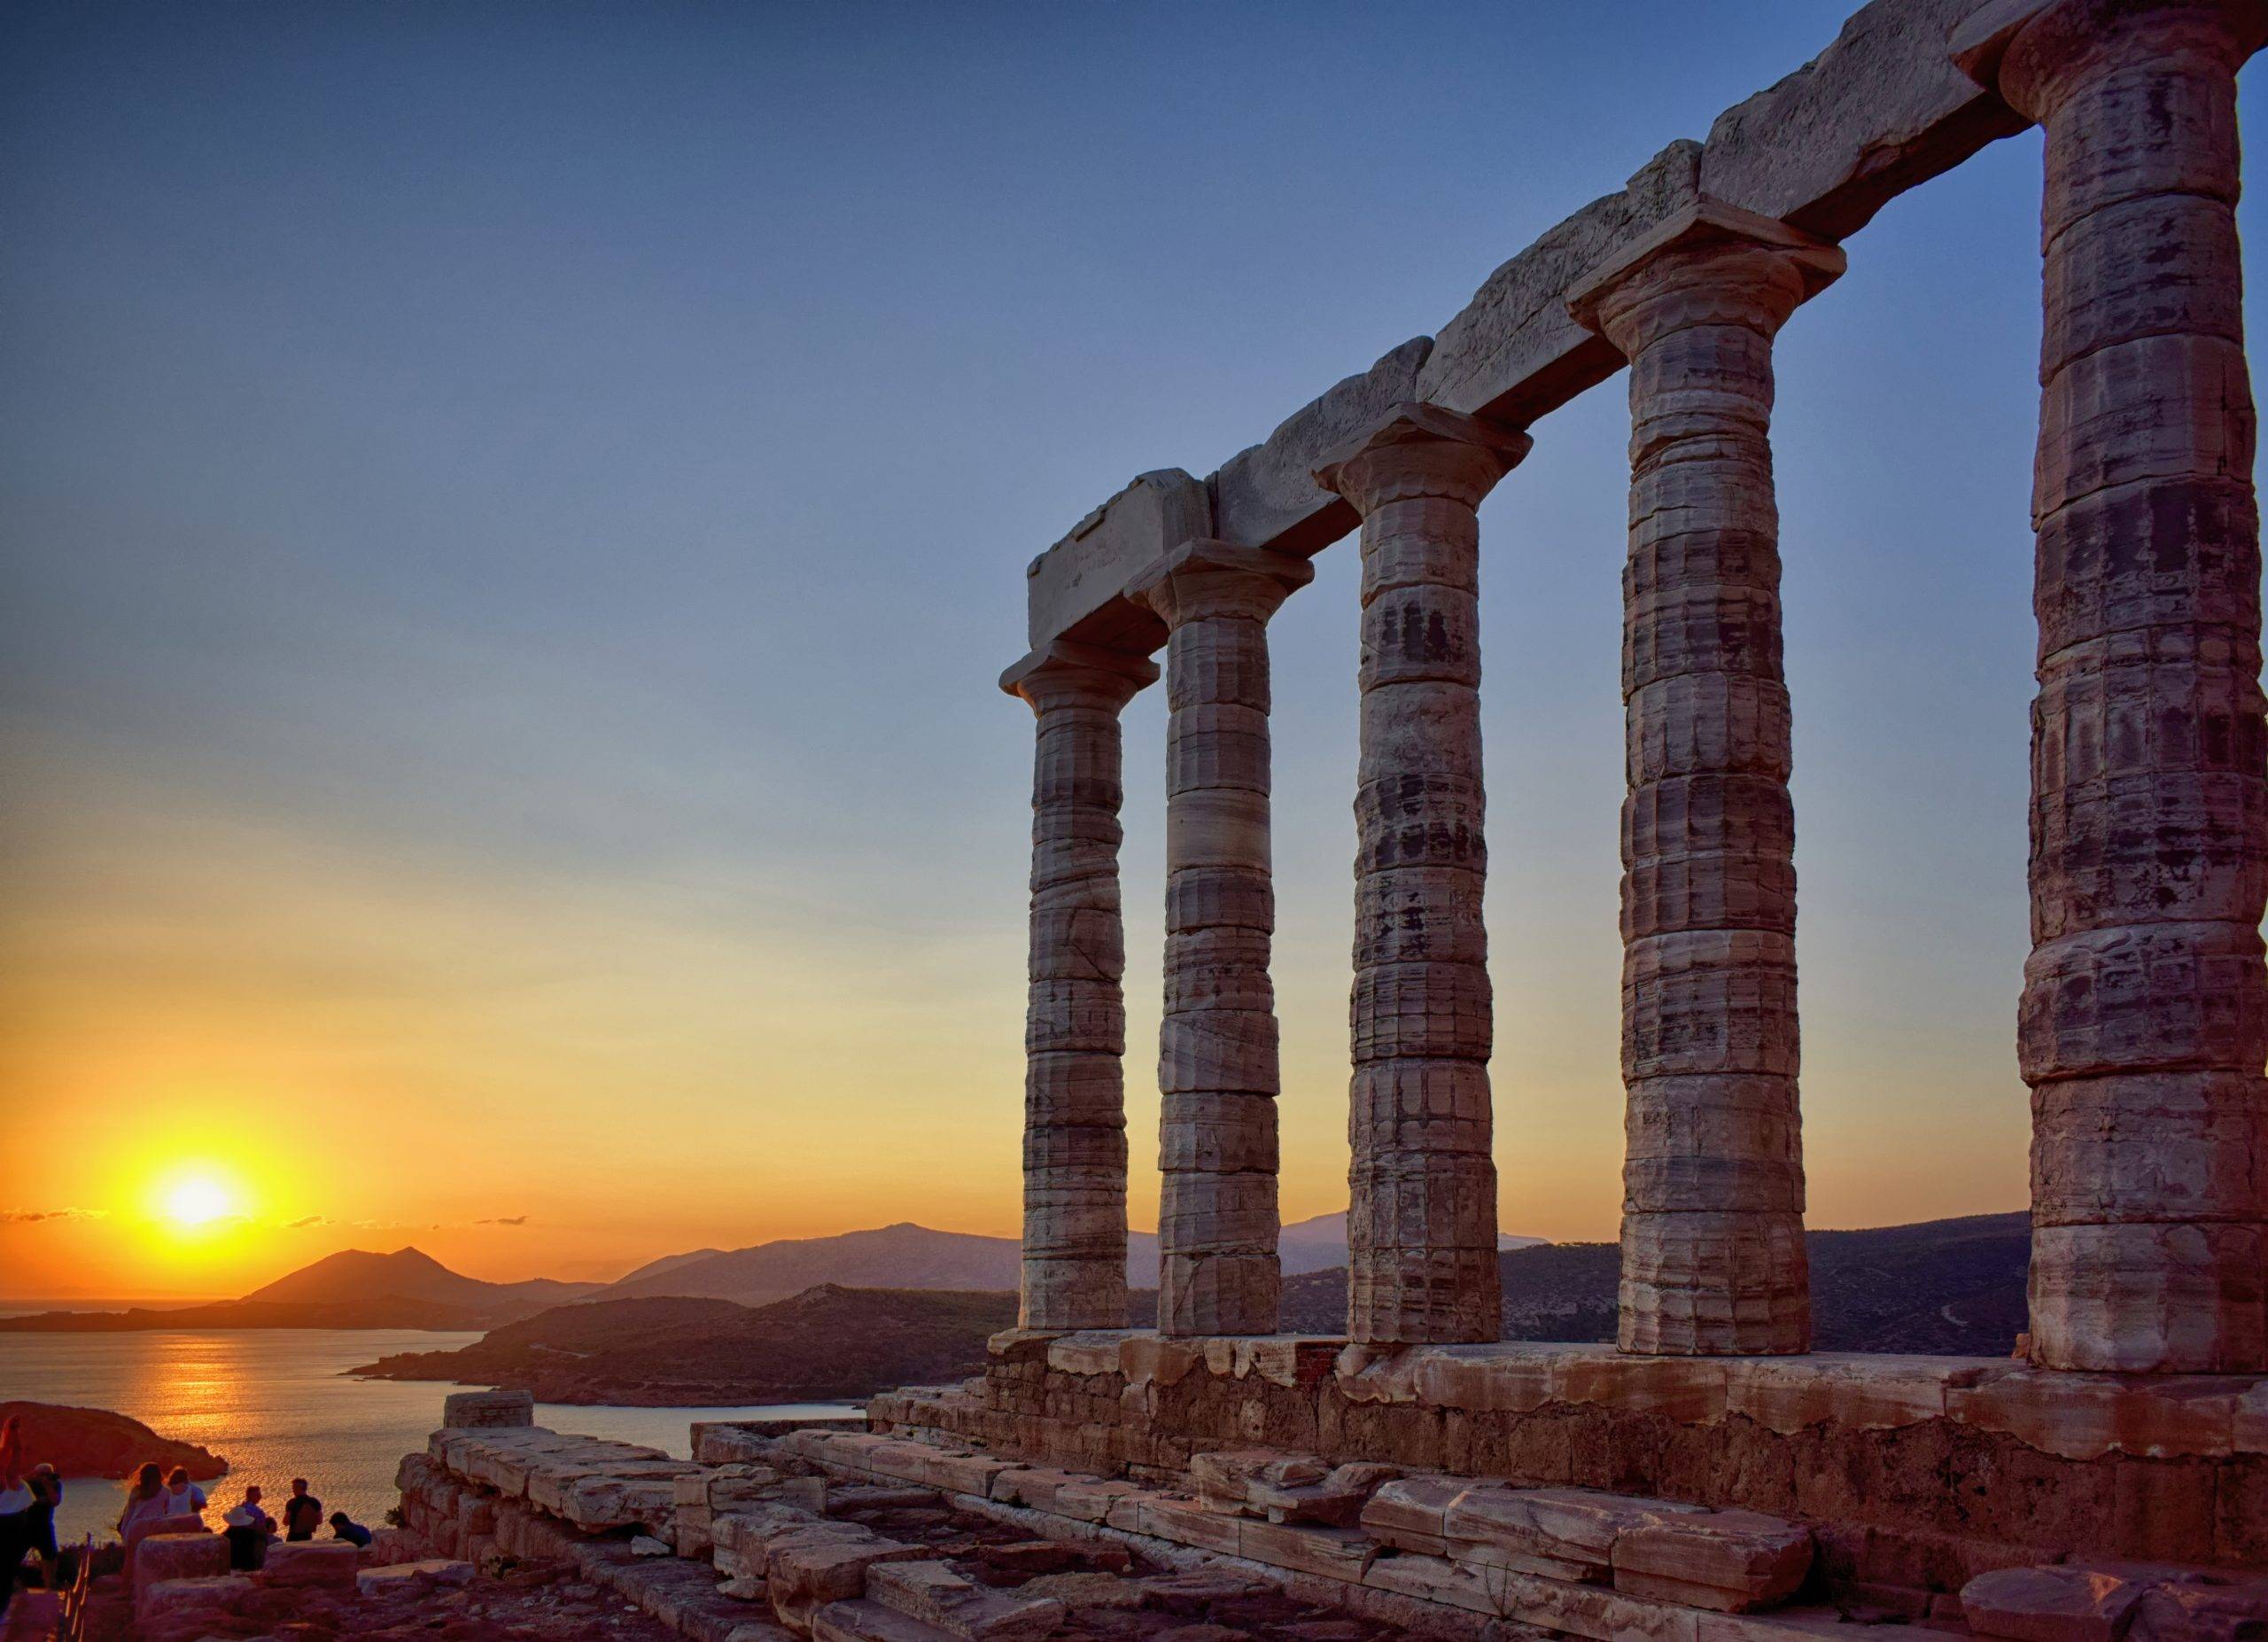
[1314,402,1531,1346]
[1568,199,1845,1357]
[1956,0,2268,1374]
[1129,539,1315,1336]
[1003,638,1161,1332]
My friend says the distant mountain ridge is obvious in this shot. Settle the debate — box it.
[245,1245,599,1313]
[595,1212,1549,1307]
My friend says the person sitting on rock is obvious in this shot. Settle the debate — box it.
[282,1476,322,1542]
[222,1484,275,1571]
[117,1462,168,1539]
[328,1510,372,1549]
[160,1465,206,1518]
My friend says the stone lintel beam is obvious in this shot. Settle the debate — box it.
[1314,404,1531,1347]
[1007,638,1161,1334]
[1024,1,2050,659]
[1569,208,1833,1359]
[1127,540,1314,1337]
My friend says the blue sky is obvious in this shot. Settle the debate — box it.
[1,1,2257,1289]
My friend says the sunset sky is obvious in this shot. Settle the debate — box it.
[5,2,2263,1302]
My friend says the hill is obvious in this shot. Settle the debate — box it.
[2,1401,227,1482]
[352,1285,1017,1403]
[1280,1211,2032,1354]
[2,1246,602,1334]
[598,1214,1550,1305]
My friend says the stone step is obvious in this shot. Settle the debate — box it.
[864,1559,1068,1642]
[812,1598,959,1642]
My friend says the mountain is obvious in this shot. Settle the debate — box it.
[597,1224,1024,1305]
[244,1246,600,1315]
[601,1215,1551,1305]
[352,1285,1017,1404]
[1278,1210,2033,1355]
[2,1247,602,1334]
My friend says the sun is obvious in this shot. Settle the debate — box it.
[164,1177,235,1229]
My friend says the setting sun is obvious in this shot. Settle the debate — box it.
[165,1178,231,1227]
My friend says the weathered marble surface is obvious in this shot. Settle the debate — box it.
[1129,541,1313,1336]
[1003,641,1159,1331]
[1568,202,1842,1358]
[1314,405,1530,1346]
[1956,0,2268,1374]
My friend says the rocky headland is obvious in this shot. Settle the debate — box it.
[1,1399,227,1481]
[351,1285,1017,1404]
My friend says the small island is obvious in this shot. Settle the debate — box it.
[2,1400,226,1482]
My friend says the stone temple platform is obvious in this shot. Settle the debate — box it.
[869,1334,2268,1594]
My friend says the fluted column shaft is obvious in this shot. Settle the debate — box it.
[1004,642,1159,1331]
[1130,541,1313,1335]
[1317,406,1530,1345]
[1960,0,2268,1373]
[1573,213,1842,1356]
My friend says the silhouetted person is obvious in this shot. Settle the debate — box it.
[328,1511,371,1549]
[0,1459,63,1619]
[223,1485,275,1571]
[282,1477,322,1542]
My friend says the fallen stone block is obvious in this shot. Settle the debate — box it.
[1361,1475,1472,1556]
[1190,1449,1325,1515]
[1963,1566,2153,1642]
[1134,1570,1276,1615]
[134,1574,252,1628]
[357,1558,476,1598]
[768,1532,925,1634]
[256,1539,360,1590]
[866,1559,1068,1642]
[697,1424,782,1466]
[1254,1460,1403,1528]
[813,1597,958,1642]
[1610,1509,1812,1613]
[132,1530,229,1591]
[1021,1569,1149,1610]
[2130,1577,2268,1642]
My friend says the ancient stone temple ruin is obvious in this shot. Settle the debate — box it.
[365,8,2268,1642]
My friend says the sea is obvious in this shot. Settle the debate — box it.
[0,1324,860,1547]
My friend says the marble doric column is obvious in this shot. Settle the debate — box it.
[1569,204,1843,1356]
[1128,540,1314,1335]
[1315,404,1530,1345]
[1956,0,2268,1373]
[1003,640,1160,1331]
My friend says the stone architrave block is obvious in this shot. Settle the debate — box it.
[768,1535,925,1635]
[257,1540,361,1590]
[131,1531,230,1589]
[864,1559,1068,1642]
[1417,142,1700,420]
[1026,470,1208,650]
[1254,1460,1404,1527]
[1699,0,2026,237]
[1211,338,1431,554]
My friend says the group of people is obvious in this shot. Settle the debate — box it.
[0,1418,65,1619]
[115,1465,372,1569]
[2,1412,377,1615]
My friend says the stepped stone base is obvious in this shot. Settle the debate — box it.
[862,1333,2268,1598]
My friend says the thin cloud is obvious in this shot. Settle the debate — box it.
[477,1215,529,1227]
[283,1215,332,1229]
[2,1207,109,1223]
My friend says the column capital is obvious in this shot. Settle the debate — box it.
[1000,640,1159,716]
[1126,539,1316,629]
[1311,402,1532,514]
[1953,0,2266,117]
[1566,200,1845,357]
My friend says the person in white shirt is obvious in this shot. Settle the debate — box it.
[160,1467,206,1518]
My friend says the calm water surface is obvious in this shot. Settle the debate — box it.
[0,1329,857,1545]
